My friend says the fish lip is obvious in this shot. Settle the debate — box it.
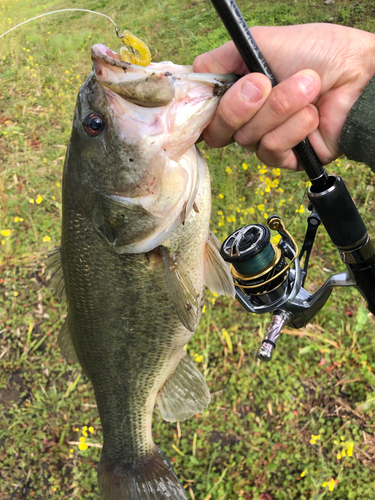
[91,44,131,73]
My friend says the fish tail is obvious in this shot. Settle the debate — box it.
[98,446,188,500]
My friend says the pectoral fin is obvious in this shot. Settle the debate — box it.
[204,231,235,297]
[160,247,199,332]
[58,317,79,364]
[157,351,210,422]
[44,247,66,302]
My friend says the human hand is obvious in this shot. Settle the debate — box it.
[193,24,375,170]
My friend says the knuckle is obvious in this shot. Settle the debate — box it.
[233,129,258,151]
[217,105,242,132]
[303,105,319,131]
[203,131,221,148]
[261,132,283,155]
[268,88,293,118]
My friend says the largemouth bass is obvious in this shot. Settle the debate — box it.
[46,43,235,500]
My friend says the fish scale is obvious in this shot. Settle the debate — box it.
[48,43,236,499]
[61,153,210,467]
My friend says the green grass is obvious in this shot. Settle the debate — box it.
[1,0,375,499]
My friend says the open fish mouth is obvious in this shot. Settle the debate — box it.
[91,43,235,107]
[88,44,235,254]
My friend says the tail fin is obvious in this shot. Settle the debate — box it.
[98,446,188,500]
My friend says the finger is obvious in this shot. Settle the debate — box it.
[202,73,273,148]
[193,41,248,75]
[256,104,319,170]
[233,69,321,150]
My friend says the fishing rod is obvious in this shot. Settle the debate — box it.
[210,0,375,361]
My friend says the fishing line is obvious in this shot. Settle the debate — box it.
[0,9,119,40]
[153,0,237,79]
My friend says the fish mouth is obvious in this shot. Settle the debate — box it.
[91,44,235,107]
[91,44,177,107]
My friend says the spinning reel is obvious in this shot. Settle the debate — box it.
[221,210,354,362]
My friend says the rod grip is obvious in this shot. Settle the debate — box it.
[308,175,367,248]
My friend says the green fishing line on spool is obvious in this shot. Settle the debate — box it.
[233,242,274,275]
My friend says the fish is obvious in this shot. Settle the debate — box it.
[46,42,236,500]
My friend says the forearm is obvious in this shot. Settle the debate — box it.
[339,75,375,171]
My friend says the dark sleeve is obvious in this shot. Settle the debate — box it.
[339,74,375,172]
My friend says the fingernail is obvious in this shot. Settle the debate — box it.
[241,81,262,102]
[298,75,315,96]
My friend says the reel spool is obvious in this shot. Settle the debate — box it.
[220,218,296,306]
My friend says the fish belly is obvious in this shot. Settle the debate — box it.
[60,147,211,499]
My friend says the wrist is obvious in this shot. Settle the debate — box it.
[362,31,375,82]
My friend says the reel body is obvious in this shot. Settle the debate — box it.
[221,213,354,361]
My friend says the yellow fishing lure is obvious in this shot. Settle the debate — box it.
[119,30,151,66]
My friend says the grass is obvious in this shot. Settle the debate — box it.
[1,0,375,499]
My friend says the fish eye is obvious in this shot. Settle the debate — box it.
[83,112,105,137]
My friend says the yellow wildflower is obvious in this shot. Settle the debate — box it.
[202,305,206,314]
[346,442,354,457]
[82,430,88,437]
[257,204,264,211]
[1,229,11,237]
[300,469,307,478]
[226,166,232,174]
[35,194,43,204]
[42,236,51,243]
[89,426,94,434]
[328,478,335,492]
[218,194,224,199]
[13,291,18,297]
[195,355,203,363]
[310,434,320,445]
[75,427,79,432]
[249,207,255,214]
[242,162,248,170]
[296,205,305,214]
[78,442,88,451]
[337,453,342,460]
